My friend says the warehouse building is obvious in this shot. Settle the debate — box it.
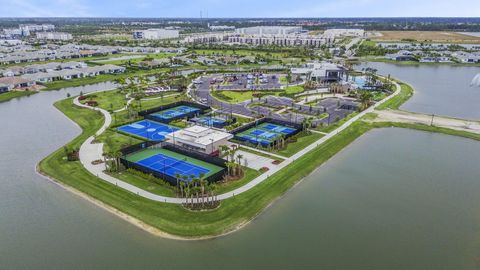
[132,29,179,40]
[36,32,73,41]
[235,26,302,35]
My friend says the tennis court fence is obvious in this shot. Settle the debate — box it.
[230,117,303,147]
[230,117,303,136]
[119,141,227,184]
[138,101,210,118]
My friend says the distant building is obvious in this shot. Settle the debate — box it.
[209,25,235,31]
[2,28,24,37]
[0,77,36,92]
[19,24,55,32]
[184,33,332,48]
[21,64,125,83]
[235,26,302,36]
[323,29,365,38]
[132,29,179,40]
[165,125,233,155]
[291,62,347,82]
[36,32,73,41]
[385,50,417,61]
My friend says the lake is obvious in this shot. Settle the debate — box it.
[1,79,480,269]
[357,62,480,120]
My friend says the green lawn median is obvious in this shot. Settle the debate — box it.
[0,91,37,103]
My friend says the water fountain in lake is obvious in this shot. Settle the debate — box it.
[471,73,480,87]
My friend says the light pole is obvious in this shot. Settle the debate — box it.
[210,138,214,154]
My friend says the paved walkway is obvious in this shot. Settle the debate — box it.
[74,81,402,204]
[374,109,480,134]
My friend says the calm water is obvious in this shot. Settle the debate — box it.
[2,80,480,269]
[358,62,480,120]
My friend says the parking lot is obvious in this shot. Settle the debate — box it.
[191,74,360,127]
[203,73,283,91]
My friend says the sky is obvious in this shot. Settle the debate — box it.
[1,0,480,18]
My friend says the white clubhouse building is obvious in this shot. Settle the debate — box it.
[165,125,233,155]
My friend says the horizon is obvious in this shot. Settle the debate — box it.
[1,0,479,18]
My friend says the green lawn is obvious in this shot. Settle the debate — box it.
[139,93,184,109]
[98,53,176,65]
[284,85,305,95]
[211,90,282,103]
[109,170,175,197]
[274,131,324,157]
[81,89,127,111]
[215,167,261,194]
[376,82,414,110]
[97,129,142,153]
[0,91,37,103]
[316,112,359,133]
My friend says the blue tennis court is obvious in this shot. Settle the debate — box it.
[250,129,279,140]
[195,116,227,126]
[237,134,272,147]
[260,123,296,135]
[235,121,299,147]
[137,153,210,179]
[117,120,179,141]
[150,105,200,120]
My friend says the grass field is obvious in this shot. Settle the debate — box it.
[316,112,359,133]
[97,129,142,153]
[284,85,305,95]
[0,91,37,103]
[109,170,175,197]
[211,90,282,103]
[376,82,414,110]
[372,31,480,43]
[81,89,128,111]
[97,53,176,65]
[274,131,324,157]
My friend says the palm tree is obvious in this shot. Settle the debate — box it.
[175,173,181,194]
[228,148,235,163]
[236,154,243,176]
[179,181,185,198]
[219,145,229,158]
[358,91,373,110]
[113,151,122,172]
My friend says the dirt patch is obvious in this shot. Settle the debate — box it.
[372,31,480,43]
